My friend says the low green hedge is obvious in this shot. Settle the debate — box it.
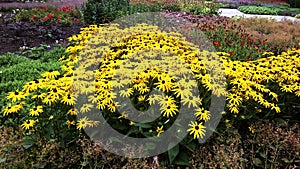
[238,5,300,16]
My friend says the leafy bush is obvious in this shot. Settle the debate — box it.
[238,5,300,16]
[165,12,266,60]
[236,17,300,54]
[0,47,65,128]
[82,0,130,24]
[238,6,282,15]
[180,1,221,15]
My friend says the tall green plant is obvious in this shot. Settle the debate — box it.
[82,0,130,24]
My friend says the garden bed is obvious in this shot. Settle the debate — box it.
[0,0,300,168]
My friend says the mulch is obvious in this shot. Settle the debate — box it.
[0,0,87,10]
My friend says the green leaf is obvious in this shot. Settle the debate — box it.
[134,122,152,128]
[168,144,179,164]
[259,152,267,159]
[282,158,292,163]
[23,136,35,149]
[253,158,262,167]
[181,141,196,152]
[173,152,192,167]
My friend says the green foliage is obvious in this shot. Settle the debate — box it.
[0,47,64,127]
[238,6,281,15]
[180,1,221,15]
[238,5,300,16]
[82,0,130,24]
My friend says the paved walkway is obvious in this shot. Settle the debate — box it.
[219,8,300,22]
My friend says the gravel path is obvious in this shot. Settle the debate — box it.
[219,8,300,22]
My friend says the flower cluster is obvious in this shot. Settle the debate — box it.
[16,6,82,25]
[2,23,300,140]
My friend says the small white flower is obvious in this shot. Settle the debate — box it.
[0,71,2,74]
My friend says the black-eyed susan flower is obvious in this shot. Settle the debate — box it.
[160,102,178,117]
[187,121,206,139]
[80,104,93,113]
[6,90,27,102]
[29,105,43,116]
[2,102,24,116]
[61,93,76,106]
[41,70,60,79]
[21,120,35,130]
[195,107,210,122]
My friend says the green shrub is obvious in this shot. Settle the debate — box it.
[180,1,221,15]
[0,47,64,127]
[82,0,130,24]
[238,5,300,16]
[238,6,281,15]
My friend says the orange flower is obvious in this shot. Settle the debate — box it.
[213,41,221,47]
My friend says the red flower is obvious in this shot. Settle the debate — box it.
[214,41,221,47]
[41,16,48,22]
[262,39,267,45]
[258,49,262,54]
[41,6,46,10]
[241,40,245,47]
[228,51,234,56]
[57,18,61,22]
[75,18,79,23]
[246,56,251,61]
[47,13,53,19]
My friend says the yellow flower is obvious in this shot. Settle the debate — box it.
[67,108,77,115]
[156,126,164,137]
[6,90,27,102]
[21,120,35,130]
[29,105,43,116]
[76,117,91,130]
[61,93,76,106]
[226,93,243,106]
[187,121,206,139]
[67,120,76,128]
[41,70,60,79]
[248,125,255,134]
[160,102,178,117]
[2,102,24,116]
[80,104,93,113]
[195,107,210,122]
